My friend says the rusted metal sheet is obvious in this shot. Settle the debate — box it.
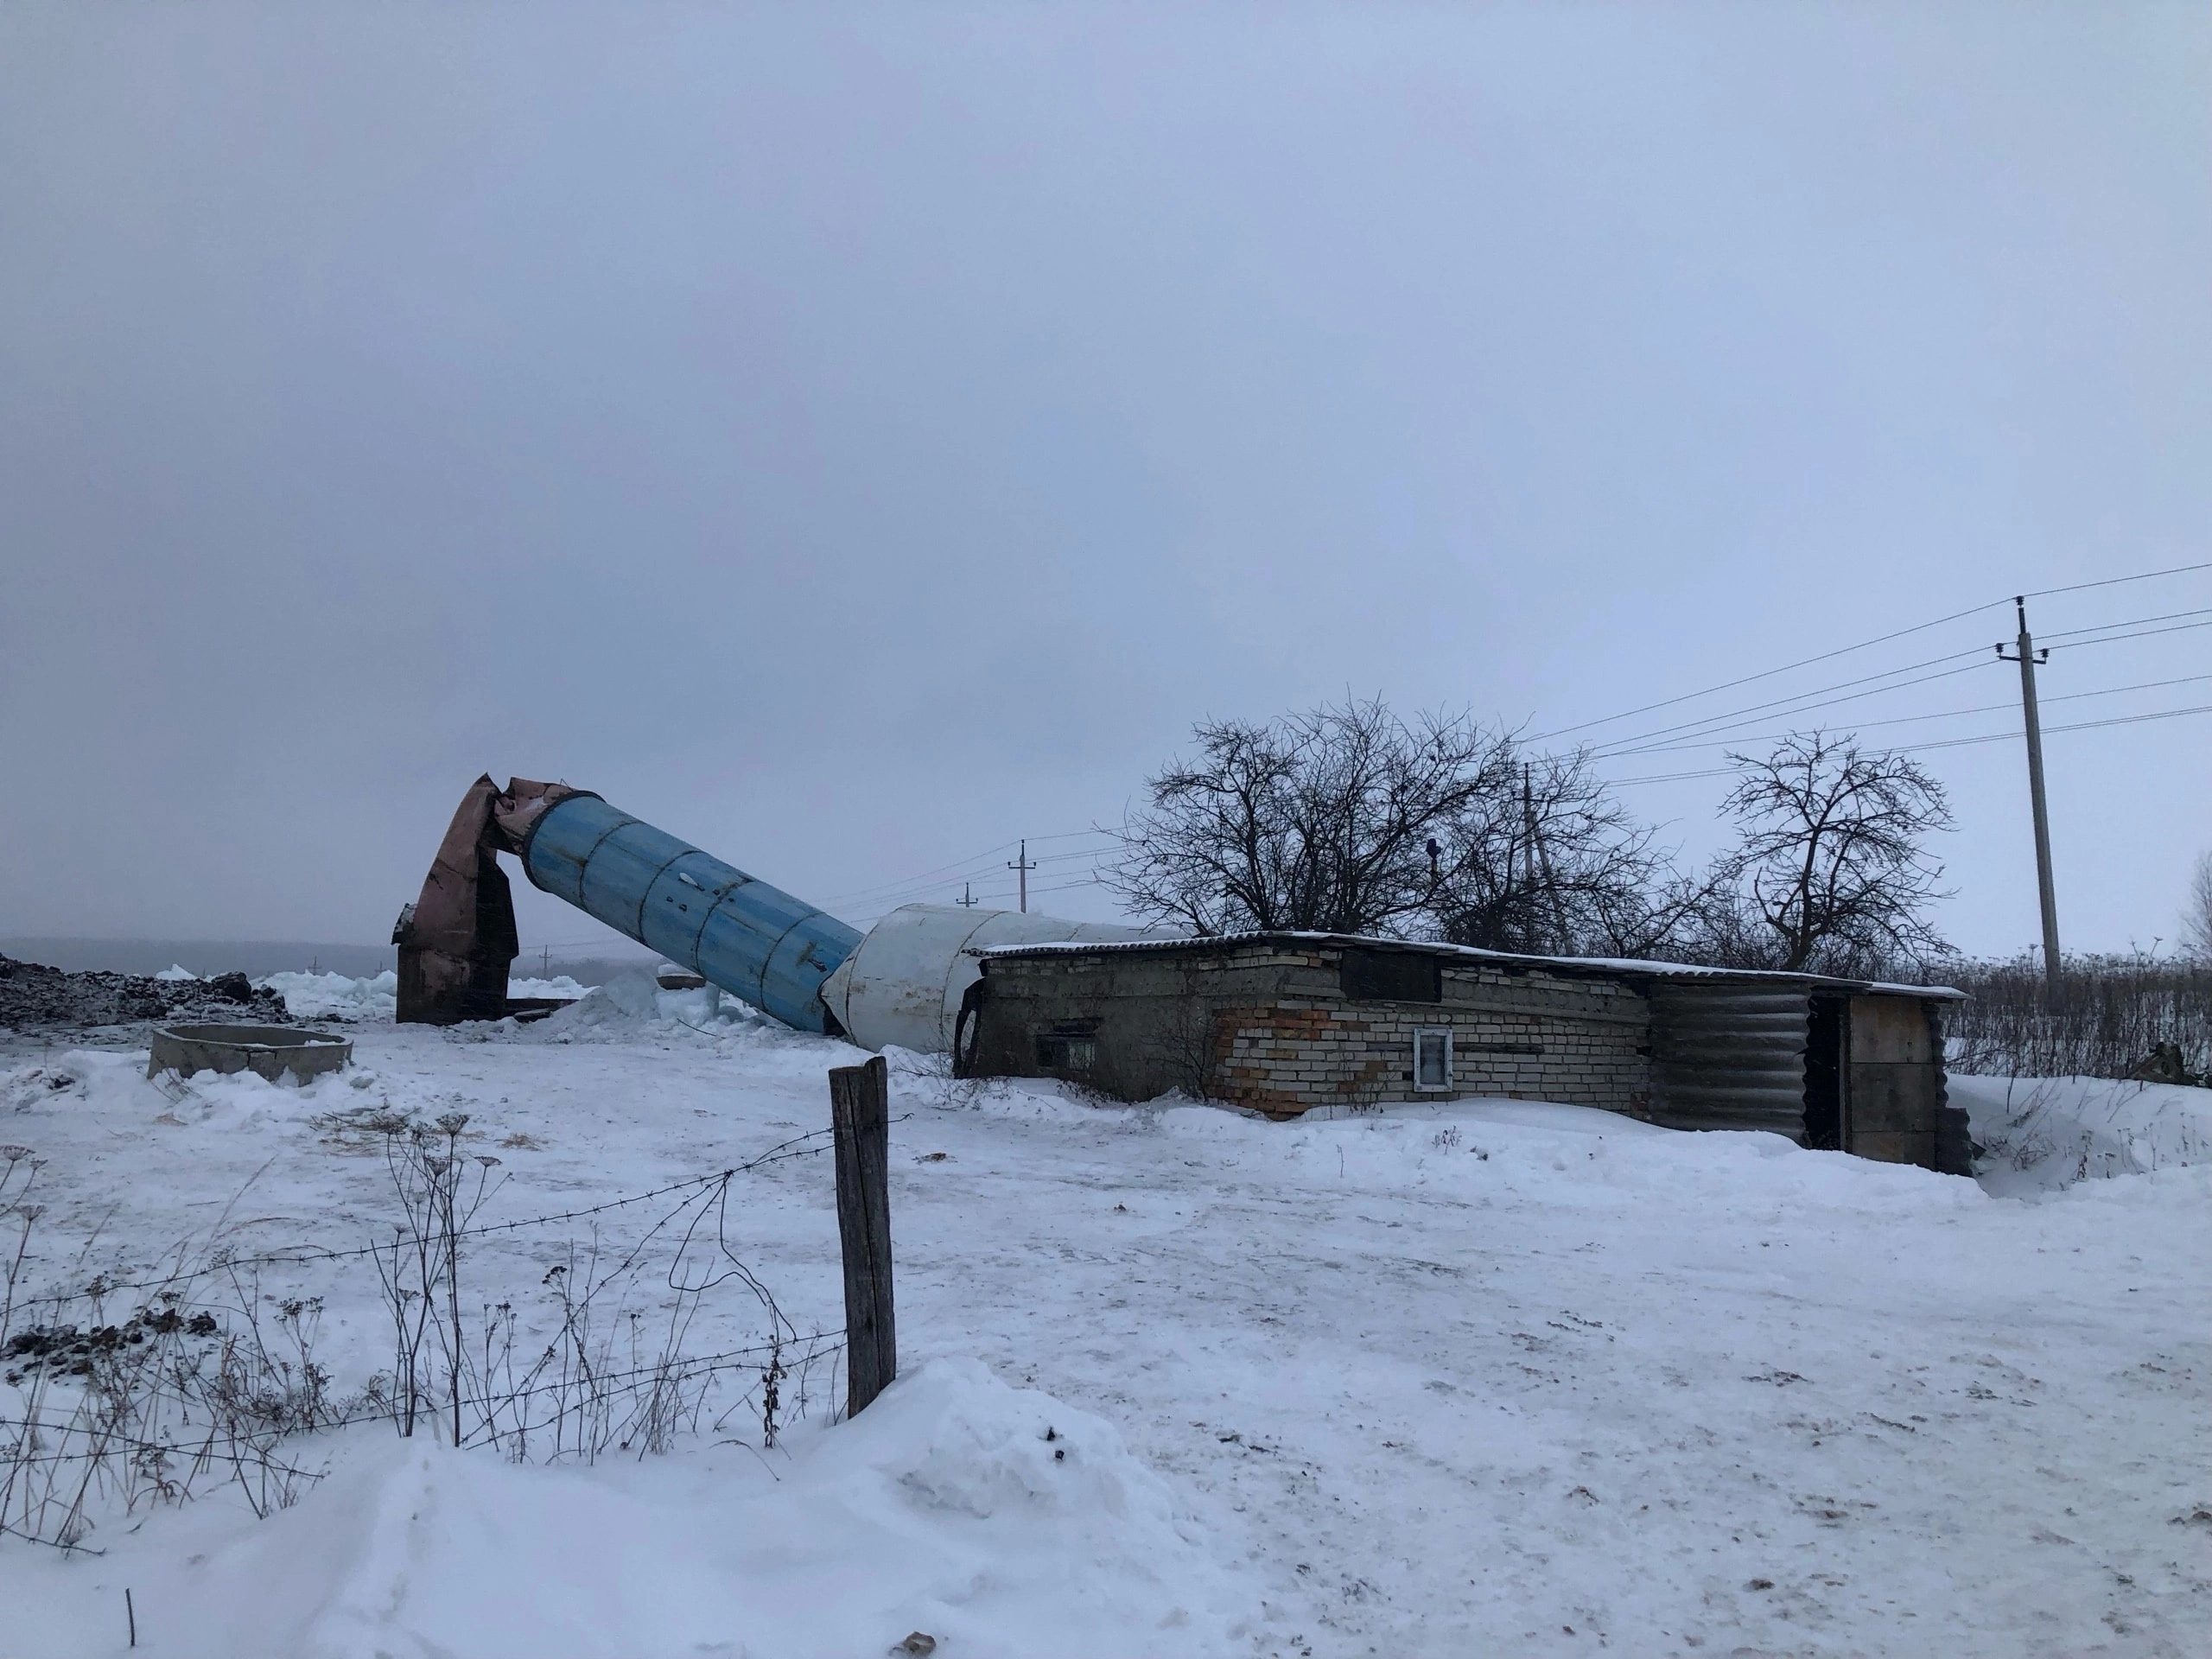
[1647,983,1809,1135]
[392,773,544,1025]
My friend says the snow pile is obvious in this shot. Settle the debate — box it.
[1951,1073,2212,1197]
[508,974,590,1000]
[532,969,779,1045]
[0,1360,1253,1659]
[253,972,590,1023]
[258,969,400,1022]
[3,1046,350,1130]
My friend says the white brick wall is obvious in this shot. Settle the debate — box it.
[1212,958,1652,1120]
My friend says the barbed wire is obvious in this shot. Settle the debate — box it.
[6,1116,907,1315]
[0,1329,847,1467]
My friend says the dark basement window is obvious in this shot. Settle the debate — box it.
[1340,949,1442,1004]
[1034,1029,1097,1071]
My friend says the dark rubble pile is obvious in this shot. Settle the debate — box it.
[0,954,290,1034]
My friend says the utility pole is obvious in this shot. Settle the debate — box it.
[957,881,978,909]
[1522,765,1572,951]
[1007,840,1035,914]
[1997,595,2062,996]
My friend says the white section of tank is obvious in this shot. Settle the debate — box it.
[817,904,1169,1053]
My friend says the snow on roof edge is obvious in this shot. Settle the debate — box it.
[975,930,1967,998]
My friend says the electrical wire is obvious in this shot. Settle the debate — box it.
[1527,600,2007,743]
[1583,653,1993,758]
[1585,618,2212,760]
[1905,702,2212,753]
[1599,673,2212,760]
[1531,562,2209,745]
[2040,606,2212,642]
[1605,701,2212,786]
[814,829,1116,912]
[2023,560,2211,600]
[2045,618,2212,651]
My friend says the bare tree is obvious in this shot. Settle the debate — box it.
[1103,699,1511,936]
[1433,746,1701,958]
[2186,850,2212,960]
[1708,731,1955,972]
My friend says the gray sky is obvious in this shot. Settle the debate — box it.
[3,3,2207,965]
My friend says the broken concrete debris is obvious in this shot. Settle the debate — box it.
[0,954,289,1037]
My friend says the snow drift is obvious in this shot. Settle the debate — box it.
[0,1360,1254,1659]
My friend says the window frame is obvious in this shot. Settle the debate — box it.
[1339,949,1443,1004]
[1412,1026,1454,1093]
[1034,1029,1098,1073]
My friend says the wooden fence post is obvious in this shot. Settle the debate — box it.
[829,1054,895,1416]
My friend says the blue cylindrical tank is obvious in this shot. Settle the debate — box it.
[518,793,861,1033]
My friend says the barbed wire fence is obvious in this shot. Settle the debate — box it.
[0,1109,878,1551]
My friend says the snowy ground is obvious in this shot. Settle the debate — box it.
[1952,1072,2212,1198]
[2,982,2207,1656]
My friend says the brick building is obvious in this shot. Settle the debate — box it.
[956,932,1969,1173]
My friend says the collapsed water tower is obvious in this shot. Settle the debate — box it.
[392,775,1161,1048]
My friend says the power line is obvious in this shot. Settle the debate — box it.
[820,843,1111,916]
[1585,618,2212,760]
[1530,561,2209,746]
[814,829,1116,912]
[1599,673,2212,759]
[811,840,1022,908]
[1906,702,2212,753]
[2044,615,2212,650]
[2040,605,2212,642]
[1528,601,2006,743]
[1605,701,2212,786]
[1584,653,1992,758]
[2023,560,2212,600]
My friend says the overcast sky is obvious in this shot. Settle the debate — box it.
[3,3,2207,967]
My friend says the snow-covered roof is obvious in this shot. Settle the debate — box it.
[976,930,1966,999]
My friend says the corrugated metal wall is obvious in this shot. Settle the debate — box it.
[1648,982,1810,1136]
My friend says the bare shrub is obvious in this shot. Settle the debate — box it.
[372,1111,501,1443]
[1,1224,352,1548]
[1936,954,2212,1082]
[2185,850,2212,960]
[0,1122,842,1548]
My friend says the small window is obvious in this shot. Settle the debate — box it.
[1341,950,1441,1003]
[1035,1032,1097,1072]
[1413,1027,1452,1092]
